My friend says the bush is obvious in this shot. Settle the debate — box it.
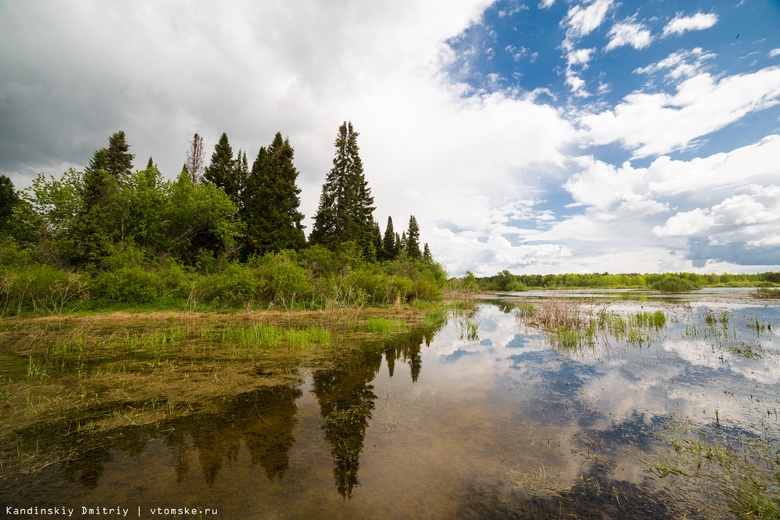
[652,276,700,293]
[91,266,164,302]
[252,251,313,305]
[198,262,263,306]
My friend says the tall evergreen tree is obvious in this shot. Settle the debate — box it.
[381,216,396,260]
[104,131,134,180]
[243,133,305,255]
[0,174,19,234]
[405,215,422,259]
[310,122,375,256]
[75,132,135,262]
[204,132,244,209]
[423,243,433,263]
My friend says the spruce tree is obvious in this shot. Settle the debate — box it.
[423,243,433,263]
[204,132,244,209]
[105,131,134,179]
[382,216,396,260]
[243,132,305,255]
[310,122,375,256]
[0,175,19,234]
[405,215,422,259]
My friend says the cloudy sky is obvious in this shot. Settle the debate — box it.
[2,0,779,276]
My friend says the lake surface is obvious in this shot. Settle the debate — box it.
[1,291,779,518]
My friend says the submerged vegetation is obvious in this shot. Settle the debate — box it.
[649,422,780,520]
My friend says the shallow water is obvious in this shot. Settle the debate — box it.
[2,294,779,519]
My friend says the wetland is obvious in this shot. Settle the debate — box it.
[1,288,779,519]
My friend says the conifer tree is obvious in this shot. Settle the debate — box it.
[382,216,396,260]
[243,133,305,254]
[405,215,422,259]
[204,132,244,209]
[423,243,433,263]
[0,175,19,234]
[371,221,383,260]
[310,122,375,255]
[105,131,134,179]
[76,131,134,262]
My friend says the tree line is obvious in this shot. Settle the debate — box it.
[453,269,780,292]
[0,122,445,311]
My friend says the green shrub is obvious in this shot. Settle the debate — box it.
[198,262,262,306]
[91,266,164,302]
[652,276,700,293]
[252,251,312,305]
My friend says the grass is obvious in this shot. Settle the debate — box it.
[648,422,780,519]
[366,317,406,333]
[516,294,668,351]
[0,304,444,483]
[753,287,780,299]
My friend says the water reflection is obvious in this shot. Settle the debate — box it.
[2,297,778,518]
[163,385,303,485]
[312,324,442,497]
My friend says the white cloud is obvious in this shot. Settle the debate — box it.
[605,22,653,51]
[579,67,780,157]
[663,12,718,37]
[567,47,595,67]
[563,0,613,48]
[634,48,715,81]
[653,187,780,238]
[770,49,780,58]
[539,0,556,9]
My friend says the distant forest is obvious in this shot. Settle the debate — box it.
[0,122,447,312]
[459,270,780,293]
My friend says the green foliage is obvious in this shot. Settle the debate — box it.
[203,132,244,209]
[0,174,20,234]
[310,121,376,257]
[5,129,449,312]
[198,262,263,306]
[480,270,528,292]
[251,250,312,305]
[381,216,397,260]
[243,133,305,256]
[471,270,779,291]
[652,276,700,293]
[405,215,422,259]
[164,171,244,264]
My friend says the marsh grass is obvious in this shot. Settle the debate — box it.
[0,306,433,482]
[517,294,667,351]
[366,317,406,334]
[648,422,780,519]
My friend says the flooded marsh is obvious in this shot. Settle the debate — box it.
[1,290,779,519]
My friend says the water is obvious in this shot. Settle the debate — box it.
[1,295,779,519]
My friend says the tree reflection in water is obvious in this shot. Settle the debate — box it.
[163,385,303,486]
[314,322,444,497]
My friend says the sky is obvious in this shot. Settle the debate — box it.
[1,0,779,277]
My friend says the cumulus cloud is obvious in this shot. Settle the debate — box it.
[543,137,780,272]
[605,22,653,51]
[662,12,718,37]
[579,67,780,157]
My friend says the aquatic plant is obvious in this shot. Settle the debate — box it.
[649,424,780,520]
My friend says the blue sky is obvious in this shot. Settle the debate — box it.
[1,0,779,275]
